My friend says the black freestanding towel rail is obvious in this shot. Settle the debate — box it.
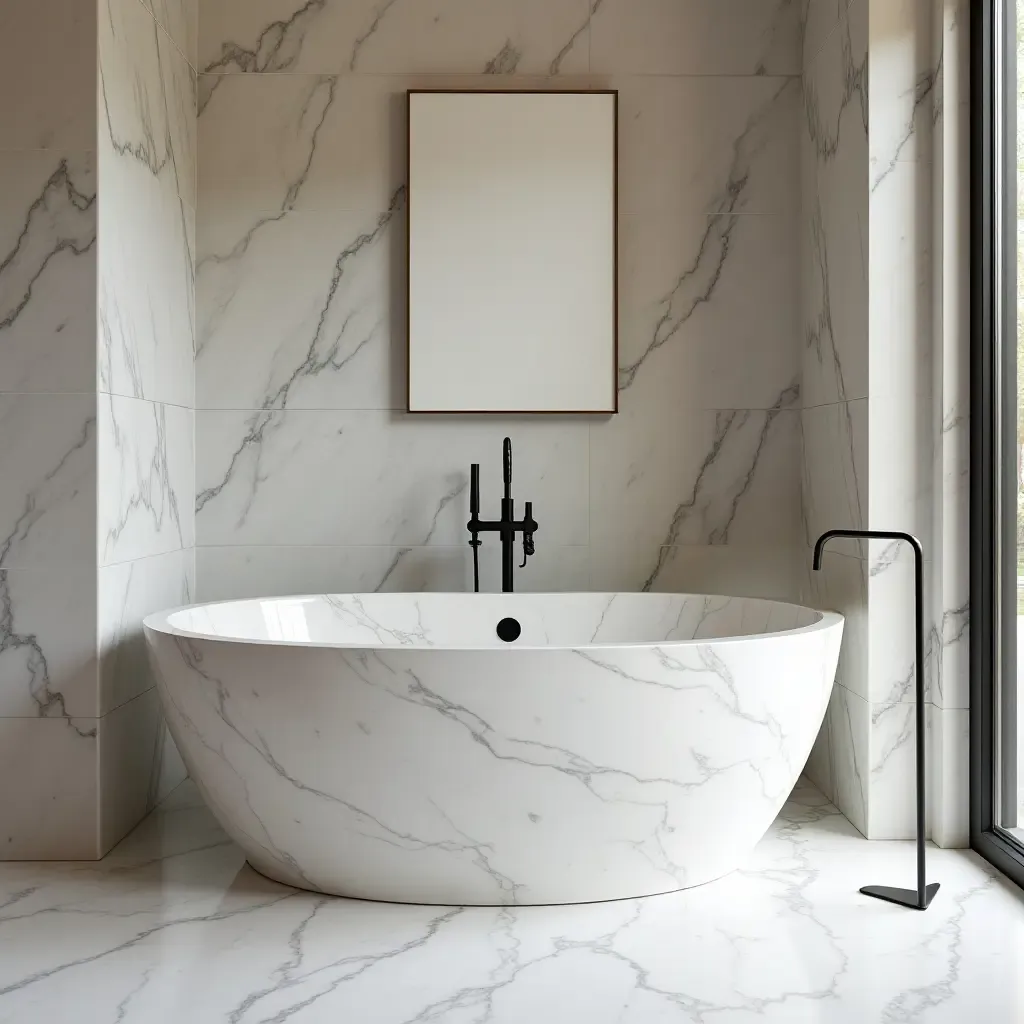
[812,529,940,911]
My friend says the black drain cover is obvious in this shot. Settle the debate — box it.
[496,617,522,643]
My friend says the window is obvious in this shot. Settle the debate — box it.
[971,0,1024,885]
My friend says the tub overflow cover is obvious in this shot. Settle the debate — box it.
[496,617,521,643]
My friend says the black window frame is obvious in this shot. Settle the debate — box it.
[970,0,1024,886]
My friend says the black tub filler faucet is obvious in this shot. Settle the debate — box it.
[467,438,538,593]
[813,528,939,912]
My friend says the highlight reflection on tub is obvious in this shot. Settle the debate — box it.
[144,593,843,906]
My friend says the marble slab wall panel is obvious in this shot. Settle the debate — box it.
[0,568,98,720]
[98,549,195,715]
[92,0,199,852]
[827,682,870,835]
[802,1,853,68]
[99,0,197,409]
[800,400,867,551]
[930,0,970,717]
[590,402,802,592]
[633,545,807,604]
[590,0,801,76]
[859,0,940,841]
[0,0,103,860]
[799,0,868,825]
[200,0,593,77]
[869,0,936,185]
[0,0,97,151]
[801,0,969,844]
[924,0,969,847]
[196,545,592,601]
[196,411,589,548]
[0,718,100,860]
[930,705,969,847]
[196,0,803,608]
[144,0,199,70]
[801,6,868,411]
[617,212,800,411]
[0,152,97,393]
[0,394,97,571]
[98,395,194,569]
[99,688,188,852]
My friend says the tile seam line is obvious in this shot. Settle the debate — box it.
[803,0,862,72]
[130,0,199,75]
[195,71,801,80]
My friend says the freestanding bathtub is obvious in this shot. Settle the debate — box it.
[144,593,842,906]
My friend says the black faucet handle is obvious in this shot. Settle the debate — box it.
[469,463,480,517]
[520,501,537,567]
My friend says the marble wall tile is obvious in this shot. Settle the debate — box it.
[828,682,869,835]
[199,71,797,227]
[929,0,969,716]
[801,7,869,409]
[615,76,799,218]
[802,0,852,68]
[194,3,805,618]
[0,394,97,570]
[0,568,97,720]
[590,400,801,592]
[101,0,197,211]
[865,698,918,839]
[152,724,188,807]
[592,543,806,600]
[198,72,398,217]
[199,73,604,220]
[0,152,97,393]
[867,397,934,552]
[618,213,799,411]
[869,162,933,401]
[929,705,968,848]
[805,548,868,701]
[800,400,867,552]
[800,187,869,409]
[98,396,194,567]
[199,0,591,77]
[196,411,589,549]
[0,0,97,150]
[868,0,936,176]
[99,0,197,408]
[98,549,195,715]
[591,0,801,76]
[804,717,834,802]
[99,689,184,853]
[98,186,196,408]
[0,717,99,859]
[197,205,404,412]
[145,0,199,69]
[866,545,935,705]
[196,544,591,601]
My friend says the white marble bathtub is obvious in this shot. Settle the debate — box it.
[144,593,842,906]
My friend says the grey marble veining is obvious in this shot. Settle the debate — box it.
[99,0,196,409]
[192,0,805,622]
[0,153,97,394]
[0,395,97,571]
[200,0,592,77]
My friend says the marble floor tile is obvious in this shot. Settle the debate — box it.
[1,778,1021,1022]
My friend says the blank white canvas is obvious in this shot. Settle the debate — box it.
[407,91,617,413]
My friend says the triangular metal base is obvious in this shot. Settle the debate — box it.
[860,882,940,911]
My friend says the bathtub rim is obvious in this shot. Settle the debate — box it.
[143,592,845,652]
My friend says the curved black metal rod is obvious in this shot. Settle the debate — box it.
[813,529,939,911]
